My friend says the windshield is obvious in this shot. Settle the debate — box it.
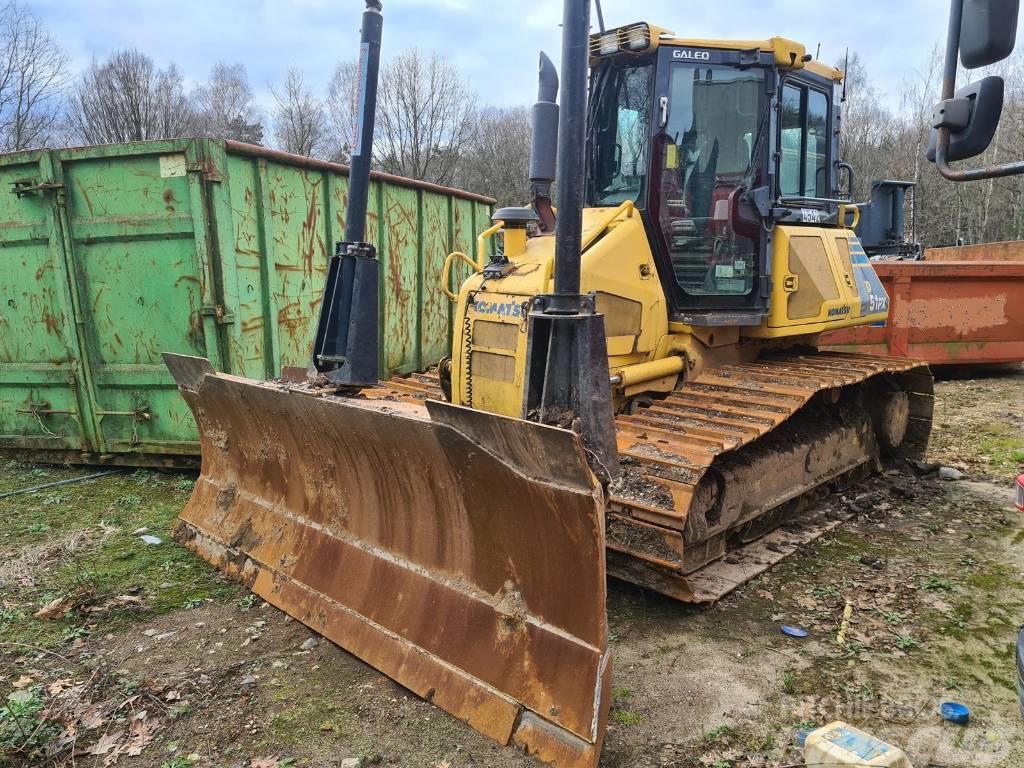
[658,63,766,298]
[586,60,654,207]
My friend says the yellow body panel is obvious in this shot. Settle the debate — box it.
[447,211,892,419]
[451,207,669,416]
[748,226,889,338]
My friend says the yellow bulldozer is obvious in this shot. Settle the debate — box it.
[164,1,1022,765]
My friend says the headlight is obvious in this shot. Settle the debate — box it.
[625,25,650,51]
[589,23,654,57]
[598,32,619,55]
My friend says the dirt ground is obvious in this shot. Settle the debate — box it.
[1,370,1022,768]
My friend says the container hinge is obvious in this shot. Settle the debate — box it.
[200,305,235,324]
[11,179,64,197]
[187,160,222,182]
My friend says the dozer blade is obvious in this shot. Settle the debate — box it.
[164,354,611,768]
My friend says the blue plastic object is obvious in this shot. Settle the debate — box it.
[781,625,809,638]
[940,701,970,725]
[795,728,813,747]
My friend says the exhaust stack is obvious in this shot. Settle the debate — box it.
[311,0,384,387]
[530,52,559,233]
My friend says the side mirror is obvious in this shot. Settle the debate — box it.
[928,75,1004,162]
[960,0,1020,68]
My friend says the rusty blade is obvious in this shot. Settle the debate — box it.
[163,354,611,768]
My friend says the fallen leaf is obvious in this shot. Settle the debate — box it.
[35,586,95,620]
[79,705,106,730]
[86,730,124,756]
[46,678,75,696]
[12,674,35,688]
[250,758,281,768]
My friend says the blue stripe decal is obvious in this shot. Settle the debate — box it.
[848,237,890,316]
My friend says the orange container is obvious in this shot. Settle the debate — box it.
[925,240,1024,262]
[821,261,1024,366]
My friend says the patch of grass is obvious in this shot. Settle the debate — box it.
[812,584,842,601]
[237,593,259,611]
[745,730,776,752]
[781,671,797,695]
[920,575,955,592]
[893,633,920,650]
[705,724,735,743]
[976,424,1024,476]
[0,466,239,649]
[610,709,642,726]
[879,610,905,626]
[0,686,60,761]
[611,686,633,702]
[169,703,193,719]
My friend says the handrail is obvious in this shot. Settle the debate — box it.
[440,251,478,300]
[440,221,504,301]
[439,203,636,302]
[476,221,503,269]
[837,203,861,231]
[581,200,634,251]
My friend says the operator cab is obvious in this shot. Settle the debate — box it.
[586,25,845,326]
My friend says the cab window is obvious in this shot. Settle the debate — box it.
[587,62,654,207]
[657,63,766,298]
[779,83,830,198]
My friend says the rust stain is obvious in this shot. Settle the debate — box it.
[41,308,61,337]
[300,179,322,279]
[75,179,95,217]
[163,188,176,212]
[903,295,1008,335]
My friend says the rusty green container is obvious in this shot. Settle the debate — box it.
[0,138,492,465]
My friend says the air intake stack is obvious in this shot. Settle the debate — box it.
[522,0,618,481]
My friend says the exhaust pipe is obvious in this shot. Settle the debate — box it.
[311,0,383,387]
[530,52,559,233]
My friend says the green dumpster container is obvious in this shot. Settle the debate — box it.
[0,138,493,466]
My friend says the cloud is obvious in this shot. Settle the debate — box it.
[31,0,1024,113]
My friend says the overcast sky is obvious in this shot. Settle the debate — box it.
[31,1,1024,116]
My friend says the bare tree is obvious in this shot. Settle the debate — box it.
[0,1,68,151]
[326,60,358,162]
[193,62,263,144]
[455,105,531,205]
[67,48,194,145]
[375,48,476,185]
[271,68,328,157]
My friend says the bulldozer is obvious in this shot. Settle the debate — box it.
[164,1,1022,766]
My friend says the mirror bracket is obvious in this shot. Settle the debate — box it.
[932,98,972,131]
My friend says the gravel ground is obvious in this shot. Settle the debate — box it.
[1,370,1022,768]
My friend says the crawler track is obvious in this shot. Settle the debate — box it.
[365,351,934,603]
